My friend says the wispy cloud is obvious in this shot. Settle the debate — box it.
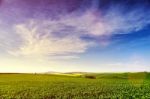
[1,0,150,59]
[6,20,92,58]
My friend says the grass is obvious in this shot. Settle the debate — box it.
[0,72,150,99]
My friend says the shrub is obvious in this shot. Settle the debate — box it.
[84,75,96,79]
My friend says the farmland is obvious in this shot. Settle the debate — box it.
[0,72,150,99]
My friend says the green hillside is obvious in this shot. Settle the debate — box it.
[0,73,150,99]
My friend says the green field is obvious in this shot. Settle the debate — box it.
[0,72,150,99]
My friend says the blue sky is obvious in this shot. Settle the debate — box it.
[0,0,150,73]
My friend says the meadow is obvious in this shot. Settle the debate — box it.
[0,72,150,99]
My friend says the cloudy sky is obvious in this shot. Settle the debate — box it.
[0,0,150,73]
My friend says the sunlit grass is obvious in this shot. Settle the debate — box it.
[0,72,150,99]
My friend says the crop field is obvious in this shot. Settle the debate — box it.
[0,72,150,99]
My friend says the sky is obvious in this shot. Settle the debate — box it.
[0,0,150,73]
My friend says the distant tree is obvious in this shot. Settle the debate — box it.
[84,75,96,79]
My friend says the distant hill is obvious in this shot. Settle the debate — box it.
[63,72,89,74]
[44,71,61,74]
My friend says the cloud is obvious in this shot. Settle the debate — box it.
[4,6,150,58]
[9,20,92,58]
[48,5,150,37]
[1,0,150,59]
